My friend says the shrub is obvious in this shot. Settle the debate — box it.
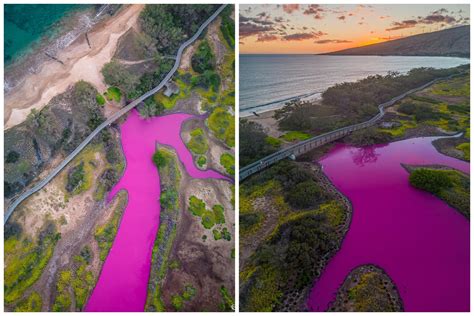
[187,128,208,155]
[213,204,226,224]
[197,155,207,167]
[160,189,178,210]
[104,87,122,102]
[220,153,234,175]
[409,168,453,194]
[6,151,20,163]
[188,196,206,216]
[96,94,106,105]
[152,150,167,168]
[208,107,234,147]
[101,61,139,94]
[286,180,323,209]
[66,162,85,193]
[191,40,215,74]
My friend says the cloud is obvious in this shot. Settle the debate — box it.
[432,8,448,15]
[386,12,459,31]
[303,4,325,19]
[338,15,346,20]
[379,15,390,20]
[282,31,326,41]
[257,34,279,42]
[282,4,299,14]
[386,19,418,31]
[239,14,274,26]
[315,39,352,44]
[239,22,274,38]
[274,16,284,23]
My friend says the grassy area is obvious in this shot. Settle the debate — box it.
[94,191,127,261]
[104,86,122,102]
[4,222,60,307]
[409,167,469,218]
[456,143,470,161]
[186,128,208,155]
[170,284,197,311]
[52,254,96,311]
[280,131,311,141]
[207,107,235,147]
[220,152,234,176]
[14,291,42,312]
[265,136,282,148]
[153,77,189,110]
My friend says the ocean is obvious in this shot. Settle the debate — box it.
[4,4,92,66]
[239,54,469,116]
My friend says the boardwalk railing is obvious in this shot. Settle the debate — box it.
[4,4,227,225]
[240,73,461,181]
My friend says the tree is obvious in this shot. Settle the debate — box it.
[101,61,139,94]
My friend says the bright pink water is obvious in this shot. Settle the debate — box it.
[85,110,228,312]
[307,136,469,312]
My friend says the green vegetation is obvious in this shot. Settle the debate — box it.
[208,107,234,147]
[409,167,469,218]
[52,254,96,311]
[138,98,165,118]
[140,4,218,55]
[104,86,122,102]
[220,153,234,175]
[213,227,231,241]
[272,66,467,136]
[347,127,393,146]
[101,60,139,94]
[160,189,179,210]
[95,192,127,261]
[5,221,60,307]
[191,70,221,92]
[240,119,276,167]
[220,286,234,311]
[66,161,85,193]
[347,271,399,312]
[281,130,311,142]
[188,196,227,229]
[14,291,42,312]
[220,6,235,48]
[96,93,106,105]
[240,161,346,312]
[197,155,207,168]
[6,150,20,163]
[187,128,208,155]
[192,40,215,74]
[170,284,196,311]
[265,136,282,148]
[153,149,168,168]
[456,143,470,161]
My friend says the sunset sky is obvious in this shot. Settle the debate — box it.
[240,4,470,54]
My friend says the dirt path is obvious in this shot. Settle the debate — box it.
[5,4,144,130]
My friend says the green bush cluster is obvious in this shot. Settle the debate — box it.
[66,161,85,193]
[187,128,208,155]
[220,153,235,175]
[188,196,227,229]
[220,6,235,48]
[208,107,235,147]
[409,168,453,194]
[191,40,215,74]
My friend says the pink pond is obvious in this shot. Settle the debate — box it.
[307,136,469,312]
[86,110,228,312]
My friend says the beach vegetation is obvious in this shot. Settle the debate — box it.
[281,130,311,142]
[101,60,139,94]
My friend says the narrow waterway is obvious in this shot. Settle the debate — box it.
[86,110,228,311]
[307,136,469,312]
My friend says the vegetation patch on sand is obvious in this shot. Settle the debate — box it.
[281,130,311,142]
[104,86,122,102]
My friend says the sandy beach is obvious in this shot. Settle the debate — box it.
[4,4,144,130]
[242,109,282,138]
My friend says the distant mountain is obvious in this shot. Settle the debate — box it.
[324,25,470,58]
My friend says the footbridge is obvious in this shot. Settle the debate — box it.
[4,4,227,224]
[240,74,460,181]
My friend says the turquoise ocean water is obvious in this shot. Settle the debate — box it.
[4,4,91,65]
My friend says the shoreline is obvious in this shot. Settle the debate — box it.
[4,4,143,130]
